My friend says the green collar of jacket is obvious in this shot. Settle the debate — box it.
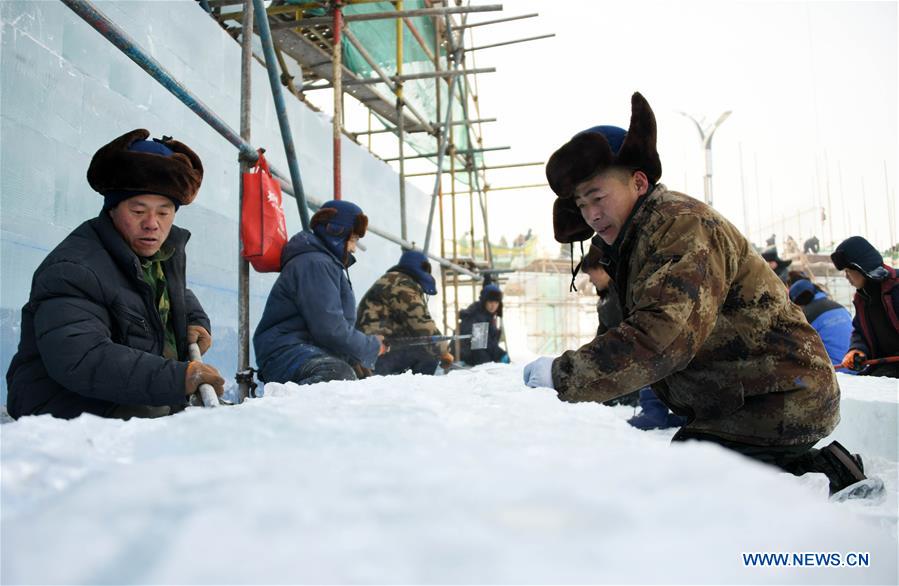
[140,245,178,359]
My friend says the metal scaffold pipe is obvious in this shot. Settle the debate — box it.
[237,0,253,402]
[58,0,314,225]
[452,13,539,30]
[268,4,504,29]
[60,0,257,161]
[396,0,407,240]
[341,26,435,135]
[382,145,509,162]
[61,0,482,281]
[332,1,344,200]
[252,0,311,227]
[463,33,555,52]
[301,68,496,91]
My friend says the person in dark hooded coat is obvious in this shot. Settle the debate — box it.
[459,284,509,366]
[357,249,452,375]
[832,236,899,378]
[253,200,385,385]
[762,246,792,284]
[5,129,224,420]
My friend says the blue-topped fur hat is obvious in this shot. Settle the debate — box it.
[310,200,368,265]
[788,279,817,305]
[831,236,888,281]
[545,92,662,243]
[88,128,203,210]
[396,249,437,295]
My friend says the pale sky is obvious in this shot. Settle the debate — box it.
[429,0,899,254]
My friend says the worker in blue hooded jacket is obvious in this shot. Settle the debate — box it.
[789,278,854,374]
[254,200,386,385]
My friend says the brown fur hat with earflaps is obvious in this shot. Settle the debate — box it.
[545,92,662,243]
[87,128,203,207]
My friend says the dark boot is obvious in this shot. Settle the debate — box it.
[816,441,873,497]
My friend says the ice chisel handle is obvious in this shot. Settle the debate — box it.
[188,342,219,408]
[386,334,471,348]
[861,355,899,367]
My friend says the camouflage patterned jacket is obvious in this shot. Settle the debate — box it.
[356,268,444,355]
[552,185,840,446]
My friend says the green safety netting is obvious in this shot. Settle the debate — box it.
[341,0,481,182]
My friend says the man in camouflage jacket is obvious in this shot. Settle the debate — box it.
[357,249,452,375]
[523,93,874,497]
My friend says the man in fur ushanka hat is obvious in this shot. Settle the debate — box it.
[6,129,225,420]
[522,93,879,499]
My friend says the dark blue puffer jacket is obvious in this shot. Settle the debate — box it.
[253,230,381,383]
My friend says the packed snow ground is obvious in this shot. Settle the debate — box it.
[1,366,896,585]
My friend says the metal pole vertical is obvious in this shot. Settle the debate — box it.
[468,166,476,261]
[439,166,448,335]
[450,144,459,345]
[252,0,311,228]
[424,73,458,252]
[332,1,343,200]
[433,11,448,335]
[237,0,253,402]
[237,0,253,403]
[396,0,407,239]
[468,165,476,302]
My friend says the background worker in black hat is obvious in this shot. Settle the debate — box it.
[459,283,509,366]
[5,129,224,420]
[522,92,878,500]
[832,236,899,378]
[761,246,792,284]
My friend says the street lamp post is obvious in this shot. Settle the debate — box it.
[678,110,732,207]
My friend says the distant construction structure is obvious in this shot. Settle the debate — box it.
[207,0,574,358]
[37,0,588,390]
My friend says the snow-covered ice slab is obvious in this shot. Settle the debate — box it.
[1,364,896,584]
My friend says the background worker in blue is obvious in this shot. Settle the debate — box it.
[788,279,854,373]
[254,200,386,385]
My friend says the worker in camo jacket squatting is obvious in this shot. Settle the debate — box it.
[356,249,454,376]
[522,92,881,500]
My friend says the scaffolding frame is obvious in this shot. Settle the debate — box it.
[211,0,554,344]
[63,0,574,393]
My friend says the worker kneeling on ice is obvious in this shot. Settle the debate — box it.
[356,249,453,375]
[254,200,386,385]
[523,93,878,499]
[6,129,224,420]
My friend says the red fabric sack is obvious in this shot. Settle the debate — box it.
[241,150,288,272]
